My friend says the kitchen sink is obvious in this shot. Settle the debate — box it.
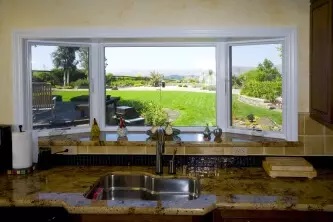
[84,172,200,201]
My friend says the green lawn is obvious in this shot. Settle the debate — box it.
[53,90,282,126]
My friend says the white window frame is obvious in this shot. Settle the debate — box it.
[225,39,287,139]
[24,41,96,137]
[12,28,297,141]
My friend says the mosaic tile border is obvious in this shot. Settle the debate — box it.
[37,154,333,170]
[46,154,264,168]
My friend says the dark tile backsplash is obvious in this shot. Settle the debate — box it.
[48,154,264,168]
[38,154,333,171]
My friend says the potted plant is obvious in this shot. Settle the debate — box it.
[141,101,168,133]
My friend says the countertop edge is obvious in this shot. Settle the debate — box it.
[216,203,333,212]
[0,197,216,216]
[1,198,333,214]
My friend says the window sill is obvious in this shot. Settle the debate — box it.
[38,131,300,149]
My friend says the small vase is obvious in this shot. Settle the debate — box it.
[117,117,128,139]
[165,122,173,136]
[151,126,158,134]
[203,123,211,141]
[117,127,128,138]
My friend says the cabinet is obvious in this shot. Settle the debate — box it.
[71,213,213,222]
[0,207,70,222]
[310,0,333,126]
[213,209,333,222]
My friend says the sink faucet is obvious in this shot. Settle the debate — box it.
[156,127,165,175]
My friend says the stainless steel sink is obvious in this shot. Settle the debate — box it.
[84,172,200,201]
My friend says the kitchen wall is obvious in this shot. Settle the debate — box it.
[0,0,310,124]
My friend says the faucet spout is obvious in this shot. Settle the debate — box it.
[156,127,165,175]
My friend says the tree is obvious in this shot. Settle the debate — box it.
[78,48,109,79]
[276,45,282,58]
[239,59,282,102]
[257,58,281,81]
[232,75,242,88]
[105,73,114,86]
[52,47,80,86]
[78,48,89,78]
[208,69,214,85]
[149,71,164,87]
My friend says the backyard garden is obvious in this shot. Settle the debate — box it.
[51,89,282,128]
[32,46,283,131]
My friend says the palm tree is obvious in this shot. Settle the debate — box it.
[52,46,79,86]
[208,69,214,86]
[78,48,89,79]
[149,71,164,87]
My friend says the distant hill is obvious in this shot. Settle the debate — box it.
[164,75,184,80]
[109,65,282,78]
[232,64,282,77]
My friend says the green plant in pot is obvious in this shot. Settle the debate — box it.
[141,101,168,134]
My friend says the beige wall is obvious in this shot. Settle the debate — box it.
[0,0,310,124]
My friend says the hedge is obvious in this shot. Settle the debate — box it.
[240,80,282,102]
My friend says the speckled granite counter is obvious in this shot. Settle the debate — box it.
[0,166,332,215]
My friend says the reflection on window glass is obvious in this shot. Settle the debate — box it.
[104,47,216,127]
[31,45,90,130]
[230,44,283,132]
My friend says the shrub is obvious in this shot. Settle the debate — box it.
[32,71,59,85]
[32,69,88,86]
[53,95,62,102]
[49,69,87,85]
[178,84,183,87]
[105,73,114,85]
[201,85,216,91]
[70,95,89,102]
[73,79,89,88]
[141,101,168,126]
[63,85,74,89]
[183,84,188,87]
[241,80,282,102]
[54,85,63,89]
[54,85,73,89]
[134,82,144,87]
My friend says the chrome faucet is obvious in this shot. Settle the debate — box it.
[155,127,165,175]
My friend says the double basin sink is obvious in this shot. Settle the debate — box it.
[84,172,200,201]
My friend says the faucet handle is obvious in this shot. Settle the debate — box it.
[156,127,166,143]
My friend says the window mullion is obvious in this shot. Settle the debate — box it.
[98,44,107,130]
[25,41,33,131]
[89,43,103,128]
[216,42,228,131]
[284,33,298,141]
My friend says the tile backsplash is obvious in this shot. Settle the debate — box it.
[298,112,333,156]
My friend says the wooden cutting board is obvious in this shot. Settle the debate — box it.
[263,157,317,179]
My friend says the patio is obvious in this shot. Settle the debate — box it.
[33,98,120,130]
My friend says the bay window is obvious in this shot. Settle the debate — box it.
[13,28,297,140]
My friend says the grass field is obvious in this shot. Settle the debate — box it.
[53,90,282,126]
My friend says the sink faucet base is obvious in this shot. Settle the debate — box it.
[156,127,165,175]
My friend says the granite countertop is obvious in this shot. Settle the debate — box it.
[0,166,332,215]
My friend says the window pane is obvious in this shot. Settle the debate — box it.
[104,46,216,128]
[31,45,90,130]
[230,43,283,132]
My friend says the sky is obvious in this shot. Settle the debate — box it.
[31,44,281,75]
